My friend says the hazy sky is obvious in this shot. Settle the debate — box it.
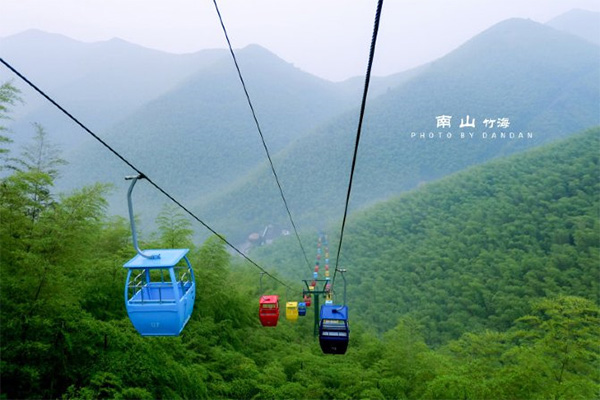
[1,0,599,81]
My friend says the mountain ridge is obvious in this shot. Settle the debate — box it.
[0,29,227,148]
[55,43,364,221]
[546,8,600,45]
[2,17,598,244]
[194,17,600,243]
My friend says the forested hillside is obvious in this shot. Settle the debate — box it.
[1,80,598,398]
[196,17,600,243]
[55,44,366,223]
[254,128,599,343]
[342,127,600,343]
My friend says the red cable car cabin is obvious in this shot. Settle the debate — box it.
[259,295,280,326]
[304,294,312,307]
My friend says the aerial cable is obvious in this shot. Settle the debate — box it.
[332,0,384,288]
[211,0,313,275]
[0,57,292,290]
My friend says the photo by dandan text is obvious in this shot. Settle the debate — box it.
[410,115,534,139]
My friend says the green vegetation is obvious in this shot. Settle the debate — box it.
[0,81,21,164]
[1,83,598,398]
[342,127,600,344]
[255,128,600,343]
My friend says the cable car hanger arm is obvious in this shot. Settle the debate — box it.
[126,174,159,259]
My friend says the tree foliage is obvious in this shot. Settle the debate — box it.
[256,128,600,346]
[153,203,194,249]
[0,81,22,159]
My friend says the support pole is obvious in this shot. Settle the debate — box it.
[313,290,320,338]
[303,279,329,338]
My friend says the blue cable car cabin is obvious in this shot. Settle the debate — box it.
[298,302,307,316]
[319,304,349,354]
[124,248,196,336]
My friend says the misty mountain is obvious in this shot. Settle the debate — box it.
[1,29,417,238]
[57,44,369,223]
[195,17,600,243]
[547,9,600,46]
[3,18,598,244]
[338,63,429,99]
[0,29,225,148]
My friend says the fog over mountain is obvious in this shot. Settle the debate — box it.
[546,8,600,45]
[0,29,225,148]
[1,12,598,243]
[194,17,600,242]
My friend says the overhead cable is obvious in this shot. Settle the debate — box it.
[211,0,313,275]
[333,0,384,287]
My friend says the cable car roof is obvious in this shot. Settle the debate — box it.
[320,304,348,320]
[259,295,279,304]
[123,249,190,269]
